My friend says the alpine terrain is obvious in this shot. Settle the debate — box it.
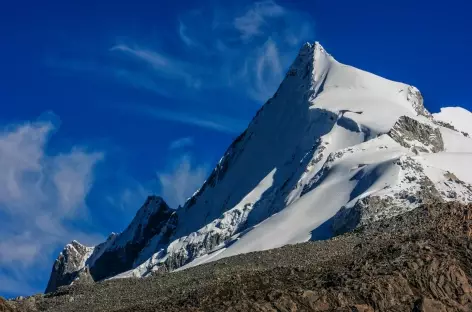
[33,42,472,307]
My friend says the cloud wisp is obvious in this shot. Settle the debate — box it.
[51,1,315,135]
[157,155,208,208]
[105,177,152,213]
[112,1,313,102]
[169,137,194,150]
[110,44,203,89]
[0,118,103,296]
[234,0,286,40]
[107,0,314,108]
[130,105,248,134]
[178,20,197,47]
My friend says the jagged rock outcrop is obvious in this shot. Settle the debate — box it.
[332,156,444,235]
[45,241,93,293]
[434,117,471,138]
[45,196,176,292]
[407,86,432,119]
[71,267,94,286]
[388,116,444,153]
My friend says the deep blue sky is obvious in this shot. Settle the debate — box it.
[0,0,470,297]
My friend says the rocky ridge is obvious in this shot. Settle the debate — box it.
[44,241,93,293]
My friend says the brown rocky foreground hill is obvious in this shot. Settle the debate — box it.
[5,201,472,311]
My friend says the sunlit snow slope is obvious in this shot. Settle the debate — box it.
[47,42,472,290]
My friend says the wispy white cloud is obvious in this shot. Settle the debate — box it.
[0,273,39,296]
[132,105,247,134]
[251,38,283,101]
[234,0,285,40]
[179,20,196,47]
[53,149,103,218]
[52,0,314,134]
[111,67,172,97]
[0,233,40,265]
[111,45,172,69]
[169,137,194,150]
[0,117,103,295]
[178,0,313,102]
[105,179,150,212]
[110,44,203,90]
[157,155,208,208]
[106,0,313,105]
[45,57,176,99]
[283,22,314,47]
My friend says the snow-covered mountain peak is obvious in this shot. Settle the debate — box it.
[286,40,332,84]
[45,42,472,292]
[285,42,431,127]
[298,41,327,56]
[299,41,312,52]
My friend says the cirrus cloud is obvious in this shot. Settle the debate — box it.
[111,1,314,103]
[234,0,286,40]
[157,154,208,208]
[52,1,315,135]
[169,137,194,150]
[106,0,314,131]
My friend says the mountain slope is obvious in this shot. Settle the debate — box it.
[13,202,472,312]
[46,42,472,291]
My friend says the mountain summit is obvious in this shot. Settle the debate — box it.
[46,42,472,292]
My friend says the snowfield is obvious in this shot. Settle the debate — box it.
[46,42,472,290]
[433,107,472,137]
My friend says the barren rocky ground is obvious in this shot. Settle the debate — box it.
[4,201,472,311]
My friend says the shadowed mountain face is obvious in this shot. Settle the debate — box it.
[89,197,176,282]
[6,201,472,311]
[45,196,176,292]
[44,42,472,294]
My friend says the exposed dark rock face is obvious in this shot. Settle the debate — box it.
[45,241,92,294]
[434,120,470,138]
[90,196,176,282]
[388,116,444,153]
[14,202,472,312]
[332,157,443,235]
[435,120,458,131]
[73,267,94,286]
[407,86,433,119]
[45,196,177,293]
